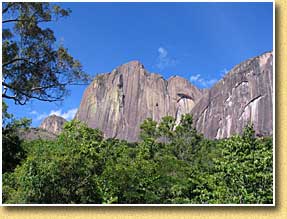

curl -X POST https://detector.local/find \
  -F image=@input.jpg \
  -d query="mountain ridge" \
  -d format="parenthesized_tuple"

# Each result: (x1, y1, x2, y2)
(37, 51, 273, 141)
(73, 51, 273, 141)
(191, 51, 273, 138)
(74, 58, 203, 141)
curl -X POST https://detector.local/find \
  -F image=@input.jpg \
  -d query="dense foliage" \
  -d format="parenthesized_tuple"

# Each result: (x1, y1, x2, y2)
(2, 114, 273, 204)
(2, 101, 31, 173)
(2, 2, 90, 105)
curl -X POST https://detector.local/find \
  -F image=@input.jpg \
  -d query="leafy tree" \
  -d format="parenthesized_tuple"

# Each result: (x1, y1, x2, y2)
(139, 118, 158, 141)
(2, 116, 273, 204)
(3, 120, 104, 204)
(2, 2, 90, 105)
(157, 116, 176, 143)
(2, 101, 31, 173)
(212, 125, 273, 204)
(138, 115, 206, 203)
(185, 139, 220, 204)
(171, 114, 203, 161)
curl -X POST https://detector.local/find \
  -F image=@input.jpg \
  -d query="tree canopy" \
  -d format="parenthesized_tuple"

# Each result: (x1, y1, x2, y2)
(2, 114, 273, 204)
(2, 2, 90, 105)
(1, 2, 273, 205)
(2, 101, 31, 173)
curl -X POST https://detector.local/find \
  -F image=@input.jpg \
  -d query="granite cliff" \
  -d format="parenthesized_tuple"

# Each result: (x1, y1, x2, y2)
(74, 51, 273, 141)
(191, 51, 273, 138)
(19, 115, 66, 141)
(39, 114, 67, 135)
(75, 61, 202, 141)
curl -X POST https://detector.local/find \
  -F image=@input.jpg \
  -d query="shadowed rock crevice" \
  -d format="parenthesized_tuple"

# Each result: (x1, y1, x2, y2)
(74, 51, 273, 141)
(75, 60, 202, 141)
(191, 51, 273, 139)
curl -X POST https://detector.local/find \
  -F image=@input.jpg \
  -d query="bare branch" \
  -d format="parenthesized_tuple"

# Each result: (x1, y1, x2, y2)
(2, 58, 36, 68)
(65, 82, 91, 86)
(2, 93, 17, 100)
(2, 3, 16, 14)
(2, 81, 64, 104)
(2, 19, 30, 24)
(2, 18, 51, 24)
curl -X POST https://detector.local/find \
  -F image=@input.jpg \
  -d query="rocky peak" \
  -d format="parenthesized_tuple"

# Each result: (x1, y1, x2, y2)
(115, 60, 145, 75)
(39, 114, 67, 135)
(75, 61, 202, 141)
(191, 51, 273, 139)
(75, 51, 273, 141)
(121, 60, 144, 68)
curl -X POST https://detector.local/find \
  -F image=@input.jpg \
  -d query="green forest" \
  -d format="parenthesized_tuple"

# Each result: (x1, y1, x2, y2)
(2, 102, 273, 204)
(1, 2, 273, 205)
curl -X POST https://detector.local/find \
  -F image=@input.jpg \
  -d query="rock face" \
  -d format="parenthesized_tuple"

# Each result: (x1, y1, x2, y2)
(19, 114, 66, 141)
(18, 128, 57, 141)
(39, 115, 67, 135)
(75, 51, 273, 141)
(75, 61, 202, 141)
(191, 51, 273, 138)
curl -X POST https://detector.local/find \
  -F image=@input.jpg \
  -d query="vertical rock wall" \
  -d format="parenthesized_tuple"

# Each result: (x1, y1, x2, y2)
(191, 51, 273, 138)
(75, 51, 273, 141)
(75, 61, 202, 141)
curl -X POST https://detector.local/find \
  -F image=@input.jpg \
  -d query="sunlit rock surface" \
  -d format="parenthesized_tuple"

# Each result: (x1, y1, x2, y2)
(39, 114, 67, 135)
(75, 51, 273, 141)
(191, 51, 273, 138)
(75, 61, 202, 141)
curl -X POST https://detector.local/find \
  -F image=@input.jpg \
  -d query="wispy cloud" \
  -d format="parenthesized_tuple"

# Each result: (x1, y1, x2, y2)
(49, 108, 78, 120)
(220, 68, 229, 77)
(30, 110, 38, 115)
(30, 110, 48, 121)
(31, 108, 78, 122)
(155, 47, 177, 70)
(190, 74, 218, 88)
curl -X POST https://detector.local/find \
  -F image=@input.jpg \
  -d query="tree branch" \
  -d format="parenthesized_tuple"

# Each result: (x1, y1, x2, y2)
(2, 18, 51, 24)
(2, 93, 17, 100)
(66, 82, 91, 86)
(2, 81, 64, 104)
(2, 3, 16, 14)
(2, 58, 36, 68)
(2, 19, 29, 24)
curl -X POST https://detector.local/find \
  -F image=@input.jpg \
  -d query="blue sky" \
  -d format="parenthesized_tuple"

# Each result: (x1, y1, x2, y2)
(4, 2, 273, 127)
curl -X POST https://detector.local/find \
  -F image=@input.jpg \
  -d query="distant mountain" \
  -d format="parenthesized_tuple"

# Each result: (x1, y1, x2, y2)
(18, 128, 57, 141)
(19, 115, 67, 141)
(39, 114, 67, 135)
(73, 51, 273, 141)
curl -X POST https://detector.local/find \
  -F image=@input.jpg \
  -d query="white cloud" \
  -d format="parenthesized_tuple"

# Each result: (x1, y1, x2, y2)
(30, 110, 38, 115)
(30, 110, 48, 121)
(36, 113, 49, 121)
(49, 108, 78, 120)
(220, 68, 229, 77)
(190, 74, 218, 88)
(156, 47, 177, 70)
(31, 108, 78, 122)
(190, 74, 201, 82)
(222, 68, 229, 74)
(158, 47, 168, 59)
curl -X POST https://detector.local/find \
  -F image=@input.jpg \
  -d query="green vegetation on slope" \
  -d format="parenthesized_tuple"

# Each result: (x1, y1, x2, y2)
(2, 113, 273, 204)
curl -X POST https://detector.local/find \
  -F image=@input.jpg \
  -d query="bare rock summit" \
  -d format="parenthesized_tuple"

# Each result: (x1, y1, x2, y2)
(75, 51, 273, 141)
(75, 60, 202, 141)
(191, 51, 273, 138)
(39, 114, 67, 135)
